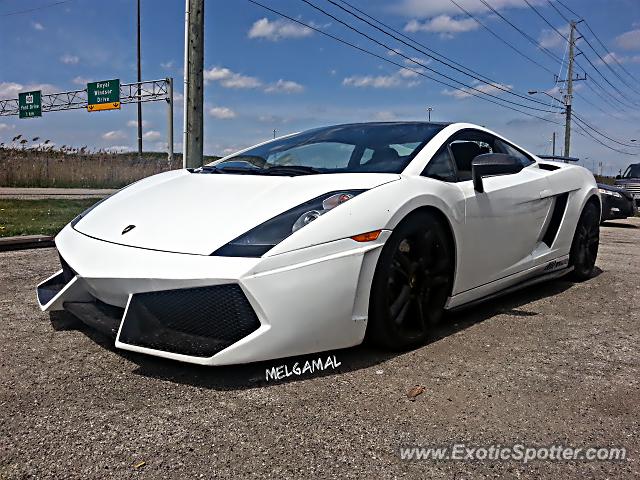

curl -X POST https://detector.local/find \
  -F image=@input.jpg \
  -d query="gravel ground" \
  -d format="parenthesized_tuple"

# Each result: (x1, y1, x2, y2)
(1, 218, 638, 479)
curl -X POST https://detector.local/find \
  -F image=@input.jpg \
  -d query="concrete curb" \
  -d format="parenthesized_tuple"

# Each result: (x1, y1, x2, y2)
(0, 235, 55, 252)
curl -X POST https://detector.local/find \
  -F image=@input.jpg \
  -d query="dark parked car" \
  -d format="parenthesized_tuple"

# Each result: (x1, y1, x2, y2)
(598, 183, 638, 222)
(615, 163, 640, 206)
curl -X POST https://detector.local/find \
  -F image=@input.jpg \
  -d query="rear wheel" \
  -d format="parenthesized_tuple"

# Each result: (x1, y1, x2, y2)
(569, 201, 600, 281)
(368, 212, 454, 350)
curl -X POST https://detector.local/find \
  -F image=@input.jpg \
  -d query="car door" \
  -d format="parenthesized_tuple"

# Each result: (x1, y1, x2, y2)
(448, 131, 554, 293)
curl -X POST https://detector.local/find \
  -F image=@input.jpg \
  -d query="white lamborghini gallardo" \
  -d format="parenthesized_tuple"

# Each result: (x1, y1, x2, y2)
(37, 122, 600, 365)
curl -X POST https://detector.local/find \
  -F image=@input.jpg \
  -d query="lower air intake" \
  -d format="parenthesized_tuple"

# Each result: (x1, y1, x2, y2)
(118, 284, 260, 357)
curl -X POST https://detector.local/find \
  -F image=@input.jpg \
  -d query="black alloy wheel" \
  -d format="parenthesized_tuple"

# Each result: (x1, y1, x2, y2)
(368, 211, 454, 350)
(569, 201, 600, 281)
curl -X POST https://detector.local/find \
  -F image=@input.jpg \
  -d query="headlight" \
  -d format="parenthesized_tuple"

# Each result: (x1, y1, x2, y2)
(213, 190, 365, 257)
(598, 188, 622, 198)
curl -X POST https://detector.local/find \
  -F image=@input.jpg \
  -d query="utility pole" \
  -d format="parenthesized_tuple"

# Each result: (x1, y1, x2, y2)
(273, 129, 276, 139)
(427, 107, 433, 122)
(563, 21, 576, 158)
(137, 0, 143, 158)
(183, 0, 205, 168)
(556, 20, 586, 157)
(552, 131, 556, 157)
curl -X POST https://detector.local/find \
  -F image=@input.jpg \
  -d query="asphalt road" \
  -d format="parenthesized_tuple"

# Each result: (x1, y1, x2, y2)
(1, 219, 638, 479)
(0, 188, 116, 200)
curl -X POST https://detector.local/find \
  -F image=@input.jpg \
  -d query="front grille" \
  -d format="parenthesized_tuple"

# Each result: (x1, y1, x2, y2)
(618, 182, 640, 195)
(118, 284, 261, 357)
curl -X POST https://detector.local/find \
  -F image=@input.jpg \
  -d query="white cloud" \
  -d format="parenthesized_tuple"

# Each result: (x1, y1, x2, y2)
(72, 76, 92, 86)
(0, 123, 14, 132)
(104, 145, 131, 153)
(343, 69, 421, 88)
(616, 29, 640, 51)
(102, 130, 127, 141)
(203, 67, 262, 89)
(538, 25, 570, 49)
(0, 82, 57, 98)
(60, 54, 79, 65)
(142, 130, 161, 140)
(264, 79, 304, 94)
(442, 80, 513, 99)
(373, 111, 398, 121)
(392, 0, 545, 17)
(598, 51, 640, 65)
(203, 67, 302, 94)
(127, 120, 150, 128)
(208, 106, 237, 119)
(32, 22, 44, 31)
(160, 60, 174, 69)
(404, 15, 478, 37)
(248, 18, 313, 41)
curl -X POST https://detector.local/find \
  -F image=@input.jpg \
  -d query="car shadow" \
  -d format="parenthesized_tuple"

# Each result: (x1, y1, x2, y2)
(64, 273, 591, 391)
(601, 221, 639, 229)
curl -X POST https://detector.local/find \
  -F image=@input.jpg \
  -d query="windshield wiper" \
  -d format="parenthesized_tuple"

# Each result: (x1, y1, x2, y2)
(198, 165, 261, 174)
(263, 165, 322, 176)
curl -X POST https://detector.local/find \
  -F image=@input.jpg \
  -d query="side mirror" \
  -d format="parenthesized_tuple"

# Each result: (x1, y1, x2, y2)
(472, 153, 524, 193)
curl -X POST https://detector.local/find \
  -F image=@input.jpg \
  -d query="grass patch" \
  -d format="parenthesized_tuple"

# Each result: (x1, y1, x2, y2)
(0, 199, 100, 237)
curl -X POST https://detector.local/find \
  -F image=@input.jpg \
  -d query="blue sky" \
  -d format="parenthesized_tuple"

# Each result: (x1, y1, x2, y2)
(1, 0, 639, 173)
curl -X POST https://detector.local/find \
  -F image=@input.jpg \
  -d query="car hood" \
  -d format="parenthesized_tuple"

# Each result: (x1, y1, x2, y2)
(72, 169, 400, 255)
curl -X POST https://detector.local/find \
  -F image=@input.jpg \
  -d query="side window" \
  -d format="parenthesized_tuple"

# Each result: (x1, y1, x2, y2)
(448, 138, 493, 181)
(494, 139, 535, 167)
(360, 148, 374, 164)
(423, 148, 457, 182)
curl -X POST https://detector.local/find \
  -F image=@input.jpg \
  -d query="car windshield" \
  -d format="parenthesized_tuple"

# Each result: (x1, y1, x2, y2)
(622, 164, 640, 178)
(209, 122, 446, 175)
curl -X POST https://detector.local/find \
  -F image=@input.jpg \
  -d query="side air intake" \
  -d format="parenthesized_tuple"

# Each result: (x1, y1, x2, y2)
(542, 193, 569, 247)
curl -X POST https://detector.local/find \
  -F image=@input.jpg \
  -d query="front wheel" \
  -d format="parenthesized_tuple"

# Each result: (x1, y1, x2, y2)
(569, 201, 600, 281)
(367, 212, 454, 350)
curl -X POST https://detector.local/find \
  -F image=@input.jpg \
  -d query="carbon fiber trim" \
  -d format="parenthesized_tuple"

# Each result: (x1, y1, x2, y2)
(118, 284, 261, 357)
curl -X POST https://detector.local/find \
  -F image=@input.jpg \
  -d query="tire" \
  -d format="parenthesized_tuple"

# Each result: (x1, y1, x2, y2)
(569, 201, 600, 281)
(367, 211, 454, 350)
(49, 310, 81, 331)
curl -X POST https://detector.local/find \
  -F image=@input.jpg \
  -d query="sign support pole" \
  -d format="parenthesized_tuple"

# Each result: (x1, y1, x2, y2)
(167, 77, 174, 165)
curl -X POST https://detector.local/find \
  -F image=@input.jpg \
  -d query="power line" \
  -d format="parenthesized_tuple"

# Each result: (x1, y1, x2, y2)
(572, 111, 640, 149)
(326, 0, 555, 109)
(581, 22, 640, 88)
(572, 117, 637, 156)
(522, 0, 640, 108)
(577, 29, 640, 95)
(450, 0, 619, 118)
(477, 0, 566, 67)
(298, 0, 558, 114)
(246, 0, 563, 125)
(553, 0, 640, 88)
(449, 0, 557, 76)
(480, 0, 637, 112)
(1, 0, 75, 17)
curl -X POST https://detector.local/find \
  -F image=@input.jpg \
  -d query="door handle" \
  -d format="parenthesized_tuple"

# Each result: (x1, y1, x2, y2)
(539, 189, 553, 199)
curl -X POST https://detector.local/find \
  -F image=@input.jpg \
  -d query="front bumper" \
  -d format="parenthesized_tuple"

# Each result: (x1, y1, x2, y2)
(37, 225, 388, 365)
(601, 193, 638, 221)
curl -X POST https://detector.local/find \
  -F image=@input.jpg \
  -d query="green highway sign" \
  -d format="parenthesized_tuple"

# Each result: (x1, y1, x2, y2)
(87, 79, 121, 112)
(18, 91, 42, 119)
